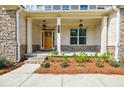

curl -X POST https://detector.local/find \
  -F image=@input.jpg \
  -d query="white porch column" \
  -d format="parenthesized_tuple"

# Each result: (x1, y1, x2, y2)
(115, 8, 120, 61)
(27, 18, 32, 53)
(57, 17, 61, 54)
(100, 16, 108, 52)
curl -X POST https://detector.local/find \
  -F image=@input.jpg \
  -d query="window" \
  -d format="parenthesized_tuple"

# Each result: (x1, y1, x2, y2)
(44, 5, 52, 10)
(70, 28, 86, 45)
(53, 5, 61, 10)
(89, 5, 96, 10)
(70, 29, 78, 44)
(80, 5, 88, 10)
(62, 5, 70, 10)
(71, 5, 79, 10)
(79, 28, 86, 44)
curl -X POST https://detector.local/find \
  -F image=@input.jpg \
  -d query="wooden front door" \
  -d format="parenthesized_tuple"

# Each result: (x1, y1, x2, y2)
(44, 31, 52, 49)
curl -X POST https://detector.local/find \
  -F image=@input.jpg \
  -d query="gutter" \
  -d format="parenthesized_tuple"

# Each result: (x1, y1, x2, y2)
(16, 6, 22, 63)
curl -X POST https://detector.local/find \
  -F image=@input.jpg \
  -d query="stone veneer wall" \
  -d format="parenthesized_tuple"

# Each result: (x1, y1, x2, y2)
(0, 8, 17, 62)
(20, 45, 26, 60)
(119, 8, 124, 59)
(61, 45, 100, 52)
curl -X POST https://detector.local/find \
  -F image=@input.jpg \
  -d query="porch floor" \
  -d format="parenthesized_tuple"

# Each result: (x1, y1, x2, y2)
(25, 51, 97, 57)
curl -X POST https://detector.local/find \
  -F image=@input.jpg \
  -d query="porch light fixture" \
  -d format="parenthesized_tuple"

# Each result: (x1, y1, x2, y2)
(42, 20, 55, 30)
(43, 20, 47, 30)
(79, 20, 83, 28)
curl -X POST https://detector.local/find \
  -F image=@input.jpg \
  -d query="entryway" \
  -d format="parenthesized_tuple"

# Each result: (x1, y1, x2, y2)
(44, 31, 52, 49)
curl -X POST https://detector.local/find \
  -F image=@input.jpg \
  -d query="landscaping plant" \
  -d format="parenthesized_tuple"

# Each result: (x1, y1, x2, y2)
(60, 56, 69, 68)
(95, 61, 104, 68)
(41, 61, 50, 68)
(0, 54, 14, 69)
(99, 52, 112, 62)
(109, 60, 120, 67)
(73, 52, 88, 63)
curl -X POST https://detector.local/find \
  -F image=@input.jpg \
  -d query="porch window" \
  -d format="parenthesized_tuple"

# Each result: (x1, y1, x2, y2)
(80, 5, 88, 10)
(70, 28, 86, 45)
(44, 5, 52, 10)
(62, 5, 70, 10)
(70, 29, 78, 44)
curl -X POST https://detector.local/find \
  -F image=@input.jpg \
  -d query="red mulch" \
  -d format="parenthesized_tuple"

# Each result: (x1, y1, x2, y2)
(0, 62, 24, 75)
(34, 57, 124, 75)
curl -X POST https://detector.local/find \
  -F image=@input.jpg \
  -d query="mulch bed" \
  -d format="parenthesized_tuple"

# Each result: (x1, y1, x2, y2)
(34, 57, 124, 75)
(0, 62, 24, 75)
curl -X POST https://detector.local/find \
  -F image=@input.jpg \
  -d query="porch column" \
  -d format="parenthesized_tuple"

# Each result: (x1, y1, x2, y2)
(27, 18, 32, 53)
(100, 16, 108, 52)
(57, 17, 61, 54)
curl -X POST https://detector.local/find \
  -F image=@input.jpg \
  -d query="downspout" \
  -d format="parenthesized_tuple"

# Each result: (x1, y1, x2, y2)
(16, 7, 22, 63)
(114, 6, 120, 61)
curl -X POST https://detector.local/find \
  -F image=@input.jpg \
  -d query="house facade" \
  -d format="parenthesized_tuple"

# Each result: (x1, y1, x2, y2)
(0, 5, 124, 63)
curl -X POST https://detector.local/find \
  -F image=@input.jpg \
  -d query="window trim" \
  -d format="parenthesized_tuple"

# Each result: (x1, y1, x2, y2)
(44, 5, 52, 11)
(62, 5, 70, 10)
(70, 28, 87, 45)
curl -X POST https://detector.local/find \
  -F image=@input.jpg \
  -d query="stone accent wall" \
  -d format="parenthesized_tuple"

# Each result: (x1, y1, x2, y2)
(0, 8, 17, 62)
(119, 8, 124, 59)
(61, 45, 100, 52)
(32, 45, 40, 52)
(20, 45, 26, 60)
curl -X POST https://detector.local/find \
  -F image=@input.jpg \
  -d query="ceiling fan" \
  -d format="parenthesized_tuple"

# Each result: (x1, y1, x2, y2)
(42, 20, 55, 30)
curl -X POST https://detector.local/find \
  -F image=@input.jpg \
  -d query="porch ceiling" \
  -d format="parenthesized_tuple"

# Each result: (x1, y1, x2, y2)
(25, 10, 111, 18)
(33, 18, 101, 27)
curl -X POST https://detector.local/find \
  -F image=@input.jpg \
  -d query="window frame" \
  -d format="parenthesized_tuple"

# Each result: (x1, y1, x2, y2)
(70, 28, 87, 45)
(62, 5, 70, 10)
(44, 5, 52, 11)
(80, 5, 88, 10)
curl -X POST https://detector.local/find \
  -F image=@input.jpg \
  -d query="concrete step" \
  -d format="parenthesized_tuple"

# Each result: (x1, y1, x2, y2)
(24, 56, 47, 64)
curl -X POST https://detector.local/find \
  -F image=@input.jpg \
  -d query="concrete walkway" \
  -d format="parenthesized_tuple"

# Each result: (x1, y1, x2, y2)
(0, 64, 124, 87)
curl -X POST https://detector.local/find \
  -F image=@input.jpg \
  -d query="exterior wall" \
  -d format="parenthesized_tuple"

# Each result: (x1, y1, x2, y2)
(0, 8, 17, 62)
(60, 25, 101, 51)
(107, 10, 117, 54)
(119, 8, 124, 59)
(19, 11, 26, 60)
(32, 20, 41, 51)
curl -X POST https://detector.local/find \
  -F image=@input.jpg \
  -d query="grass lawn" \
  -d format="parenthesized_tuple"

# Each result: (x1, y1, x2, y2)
(0, 62, 24, 75)
(35, 56, 124, 75)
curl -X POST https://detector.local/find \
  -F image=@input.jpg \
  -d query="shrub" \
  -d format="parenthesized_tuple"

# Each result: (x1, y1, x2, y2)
(109, 60, 120, 67)
(51, 51, 58, 56)
(76, 63, 85, 67)
(41, 61, 50, 68)
(99, 52, 112, 62)
(95, 61, 104, 68)
(0, 54, 14, 69)
(63, 56, 68, 63)
(60, 62, 69, 68)
(74, 52, 88, 63)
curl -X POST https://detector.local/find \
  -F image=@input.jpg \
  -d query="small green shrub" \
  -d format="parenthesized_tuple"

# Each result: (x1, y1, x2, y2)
(0, 54, 13, 69)
(60, 62, 69, 68)
(99, 52, 112, 62)
(51, 51, 58, 56)
(95, 61, 104, 67)
(109, 60, 120, 67)
(63, 56, 68, 63)
(41, 62, 50, 68)
(73, 52, 88, 63)
(76, 63, 85, 67)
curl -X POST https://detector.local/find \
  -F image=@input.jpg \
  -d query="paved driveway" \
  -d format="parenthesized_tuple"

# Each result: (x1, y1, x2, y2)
(0, 64, 124, 87)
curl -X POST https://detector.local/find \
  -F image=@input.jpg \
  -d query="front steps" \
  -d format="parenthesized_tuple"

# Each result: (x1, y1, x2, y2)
(24, 56, 47, 64)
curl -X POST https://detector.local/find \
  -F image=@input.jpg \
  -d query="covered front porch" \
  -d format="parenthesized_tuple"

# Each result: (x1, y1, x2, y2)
(19, 10, 111, 59)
